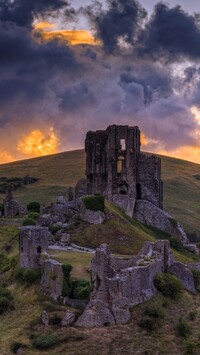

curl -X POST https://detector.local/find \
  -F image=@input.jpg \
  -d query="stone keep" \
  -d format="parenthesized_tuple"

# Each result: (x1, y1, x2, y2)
(19, 226, 50, 269)
(85, 125, 163, 215)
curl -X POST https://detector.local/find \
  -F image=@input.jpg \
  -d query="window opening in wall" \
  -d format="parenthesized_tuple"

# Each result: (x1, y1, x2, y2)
(118, 182, 128, 195)
(117, 156, 124, 173)
(136, 184, 141, 199)
(36, 246, 42, 254)
(120, 139, 126, 151)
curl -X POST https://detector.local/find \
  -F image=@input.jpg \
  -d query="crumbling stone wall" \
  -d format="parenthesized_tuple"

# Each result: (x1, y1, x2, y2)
(85, 125, 163, 215)
(76, 241, 196, 328)
(19, 226, 50, 269)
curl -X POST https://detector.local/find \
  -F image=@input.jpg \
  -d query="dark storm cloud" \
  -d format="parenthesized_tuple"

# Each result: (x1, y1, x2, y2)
(1, 0, 200, 159)
(138, 3, 200, 61)
(0, 0, 74, 28)
(84, 0, 147, 53)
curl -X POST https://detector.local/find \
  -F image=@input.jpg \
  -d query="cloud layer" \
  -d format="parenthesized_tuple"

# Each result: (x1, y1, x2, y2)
(0, 0, 200, 162)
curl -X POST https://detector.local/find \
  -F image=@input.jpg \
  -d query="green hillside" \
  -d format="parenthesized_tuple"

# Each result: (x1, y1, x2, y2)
(0, 151, 200, 354)
(0, 149, 199, 234)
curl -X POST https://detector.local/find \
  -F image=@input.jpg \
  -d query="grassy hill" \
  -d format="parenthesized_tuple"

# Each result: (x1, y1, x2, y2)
(0, 149, 199, 234)
(0, 151, 200, 354)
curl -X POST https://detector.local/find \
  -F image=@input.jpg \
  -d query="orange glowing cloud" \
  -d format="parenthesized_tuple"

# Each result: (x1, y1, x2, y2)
(34, 22, 100, 46)
(0, 151, 14, 164)
(17, 128, 58, 157)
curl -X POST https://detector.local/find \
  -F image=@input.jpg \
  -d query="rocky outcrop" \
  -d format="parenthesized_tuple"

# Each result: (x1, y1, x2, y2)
(75, 179, 87, 199)
(168, 262, 196, 293)
(41, 259, 63, 301)
(76, 300, 115, 327)
(61, 312, 76, 326)
(112, 194, 135, 217)
(4, 199, 28, 217)
(80, 204, 106, 225)
(134, 200, 198, 254)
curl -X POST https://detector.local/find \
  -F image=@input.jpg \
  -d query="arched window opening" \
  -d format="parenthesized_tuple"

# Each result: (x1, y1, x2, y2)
(136, 184, 142, 199)
(117, 156, 124, 173)
(120, 139, 126, 151)
(36, 246, 42, 254)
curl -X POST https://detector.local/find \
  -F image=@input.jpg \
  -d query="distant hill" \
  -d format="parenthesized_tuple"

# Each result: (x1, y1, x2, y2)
(0, 149, 199, 234)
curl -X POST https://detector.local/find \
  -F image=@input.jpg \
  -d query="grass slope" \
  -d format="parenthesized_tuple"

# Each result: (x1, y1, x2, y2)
(0, 150, 199, 233)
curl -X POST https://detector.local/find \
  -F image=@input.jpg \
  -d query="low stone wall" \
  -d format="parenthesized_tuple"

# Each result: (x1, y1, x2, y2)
(76, 241, 197, 328)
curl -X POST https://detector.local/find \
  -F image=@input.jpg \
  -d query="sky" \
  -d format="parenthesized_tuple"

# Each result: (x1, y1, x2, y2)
(1, 0, 200, 164)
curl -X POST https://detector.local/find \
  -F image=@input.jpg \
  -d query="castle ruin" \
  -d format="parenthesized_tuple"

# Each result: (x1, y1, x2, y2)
(85, 125, 163, 216)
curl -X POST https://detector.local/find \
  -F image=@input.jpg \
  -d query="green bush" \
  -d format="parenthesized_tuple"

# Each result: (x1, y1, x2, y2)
(0, 254, 17, 274)
(15, 268, 41, 285)
(184, 340, 198, 354)
(169, 218, 178, 228)
(138, 317, 156, 332)
(191, 269, 200, 292)
(33, 335, 59, 349)
(83, 195, 105, 212)
(175, 318, 191, 337)
(49, 225, 62, 235)
(154, 273, 183, 299)
(62, 264, 73, 297)
(72, 280, 91, 300)
(0, 287, 13, 314)
(169, 237, 183, 251)
(10, 342, 26, 354)
(27, 201, 40, 213)
(22, 218, 36, 226)
(28, 212, 40, 220)
(50, 314, 62, 325)
(144, 302, 165, 319)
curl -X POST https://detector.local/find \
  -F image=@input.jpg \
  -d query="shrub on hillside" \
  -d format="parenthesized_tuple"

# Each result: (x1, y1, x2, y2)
(72, 280, 91, 300)
(22, 218, 36, 226)
(83, 195, 105, 212)
(28, 212, 40, 220)
(15, 268, 41, 285)
(27, 201, 40, 213)
(169, 237, 183, 251)
(62, 264, 73, 297)
(138, 316, 156, 332)
(0, 287, 13, 314)
(175, 318, 191, 337)
(154, 273, 183, 299)
(144, 302, 165, 319)
(10, 342, 26, 354)
(32, 335, 59, 349)
(0, 254, 17, 274)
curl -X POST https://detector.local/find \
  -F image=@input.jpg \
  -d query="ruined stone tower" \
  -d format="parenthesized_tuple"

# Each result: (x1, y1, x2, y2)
(85, 125, 163, 216)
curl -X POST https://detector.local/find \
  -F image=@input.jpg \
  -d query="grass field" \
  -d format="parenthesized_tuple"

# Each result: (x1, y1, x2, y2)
(0, 150, 200, 354)
(0, 149, 199, 234)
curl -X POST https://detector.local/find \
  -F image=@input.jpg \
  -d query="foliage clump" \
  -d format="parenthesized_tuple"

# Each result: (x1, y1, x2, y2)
(154, 273, 183, 299)
(175, 318, 191, 337)
(27, 201, 40, 213)
(138, 317, 156, 332)
(169, 237, 183, 251)
(83, 195, 105, 212)
(62, 264, 73, 297)
(10, 342, 26, 354)
(144, 301, 165, 319)
(22, 218, 36, 226)
(0, 287, 13, 314)
(71, 280, 91, 300)
(28, 212, 40, 220)
(32, 335, 59, 349)
(15, 268, 41, 285)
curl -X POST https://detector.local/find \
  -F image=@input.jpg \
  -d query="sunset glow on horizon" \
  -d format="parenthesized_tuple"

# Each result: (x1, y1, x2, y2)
(17, 128, 59, 158)
(34, 22, 100, 46)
